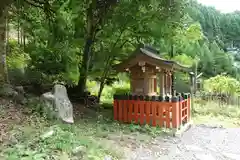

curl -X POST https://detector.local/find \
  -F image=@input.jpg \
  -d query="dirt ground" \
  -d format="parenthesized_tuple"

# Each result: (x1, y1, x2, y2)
(112, 125, 240, 160)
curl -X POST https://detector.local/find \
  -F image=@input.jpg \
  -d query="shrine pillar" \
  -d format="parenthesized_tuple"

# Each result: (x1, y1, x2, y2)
(159, 71, 165, 96)
(171, 72, 175, 96)
(164, 72, 168, 95)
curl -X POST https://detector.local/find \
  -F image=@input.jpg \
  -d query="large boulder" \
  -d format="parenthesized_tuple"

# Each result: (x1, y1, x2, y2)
(41, 84, 74, 123)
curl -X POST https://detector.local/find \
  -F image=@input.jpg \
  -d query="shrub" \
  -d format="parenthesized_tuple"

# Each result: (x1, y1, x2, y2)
(203, 75, 240, 95)
(100, 81, 130, 104)
(7, 39, 30, 69)
(9, 68, 43, 86)
(86, 80, 99, 96)
(113, 82, 130, 95)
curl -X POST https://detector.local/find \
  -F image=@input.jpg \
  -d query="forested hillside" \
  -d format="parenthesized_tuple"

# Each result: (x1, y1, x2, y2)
(1, 0, 240, 97)
(187, 0, 240, 79)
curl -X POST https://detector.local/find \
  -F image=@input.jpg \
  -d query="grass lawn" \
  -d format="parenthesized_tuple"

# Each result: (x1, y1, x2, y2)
(0, 98, 167, 160)
(192, 99, 240, 128)
(1, 96, 240, 160)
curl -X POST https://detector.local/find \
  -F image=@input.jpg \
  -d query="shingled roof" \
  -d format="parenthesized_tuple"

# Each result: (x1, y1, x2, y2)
(114, 44, 192, 73)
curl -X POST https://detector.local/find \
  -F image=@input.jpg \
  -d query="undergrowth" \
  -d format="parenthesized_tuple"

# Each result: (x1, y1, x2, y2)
(0, 97, 167, 160)
(193, 98, 240, 127)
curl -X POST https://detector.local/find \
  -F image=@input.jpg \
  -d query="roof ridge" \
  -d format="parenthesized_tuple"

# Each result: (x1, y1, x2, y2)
(142, 44, 159, 54)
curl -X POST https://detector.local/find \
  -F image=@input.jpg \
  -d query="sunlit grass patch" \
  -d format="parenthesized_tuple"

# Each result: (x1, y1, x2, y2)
(193, 99, 240, 128)
(2, 124, 122, 160)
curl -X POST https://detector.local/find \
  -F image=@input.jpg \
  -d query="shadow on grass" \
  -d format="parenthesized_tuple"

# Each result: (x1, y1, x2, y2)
(73, 107, 171, 138)
(1, 101, 170, 160)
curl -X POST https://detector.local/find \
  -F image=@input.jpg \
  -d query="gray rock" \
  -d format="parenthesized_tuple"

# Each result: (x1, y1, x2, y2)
(0, 84, 26, 104)
(41, 84, 74, 123)
(14, 93, 26, 105)
(0, 84, 18, 97)
(15, 86, 24, 94)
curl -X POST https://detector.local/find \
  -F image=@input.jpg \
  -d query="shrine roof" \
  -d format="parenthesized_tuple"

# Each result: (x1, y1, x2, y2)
(114, 44, 192, 73)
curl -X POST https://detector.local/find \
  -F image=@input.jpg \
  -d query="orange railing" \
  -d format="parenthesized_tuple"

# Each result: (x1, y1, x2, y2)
(113, 94, 191, 129)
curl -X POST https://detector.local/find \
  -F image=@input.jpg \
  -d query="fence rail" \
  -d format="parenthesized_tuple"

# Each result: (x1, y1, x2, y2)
(113, 94, 191, 129)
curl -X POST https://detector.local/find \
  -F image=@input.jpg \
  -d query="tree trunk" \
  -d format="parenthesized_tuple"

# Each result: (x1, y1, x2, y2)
(76, 0, 117, 96)
(76, 1, 95, 96)
(96, 40, 128, 101)
(0, 8, 9, 84)
(77, 37, 93, 95)
(97, 79, 105, 102)
(6, 10, 9, 55)
(23, 28, 26, 49)
(21, 28, 23, 45)
(170, 44, 174, 58)
(97, 56, 111, 102)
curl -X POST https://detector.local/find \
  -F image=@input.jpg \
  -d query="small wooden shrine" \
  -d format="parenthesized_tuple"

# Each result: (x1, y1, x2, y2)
(113, 44, 192, 130)
(114, 44, 191, 96)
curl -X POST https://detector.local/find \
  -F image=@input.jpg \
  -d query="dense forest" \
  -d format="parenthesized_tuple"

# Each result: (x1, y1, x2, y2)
(1, 0, 240, 99)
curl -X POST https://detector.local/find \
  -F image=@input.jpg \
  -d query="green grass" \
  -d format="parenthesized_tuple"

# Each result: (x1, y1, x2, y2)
(0, 99, 167, 160)
(193, 99, 240, 127)
(3, 96, 239, 159)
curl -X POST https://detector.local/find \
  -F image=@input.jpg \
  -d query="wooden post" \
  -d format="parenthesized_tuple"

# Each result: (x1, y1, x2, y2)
(171, 72, 175, 96)
(172, 96, 180, 129)
(154, 78, 157, 93)
(165, 71, 171, 95)
(164, 71, 168, 95)
(144, 72, 148, 95)
(169, 72, 172, 95)
(189, 72, 194, 116)
(159, 71, 165, 96)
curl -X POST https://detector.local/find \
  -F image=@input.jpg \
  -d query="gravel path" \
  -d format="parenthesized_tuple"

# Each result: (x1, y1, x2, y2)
(127, 125, 240, 160)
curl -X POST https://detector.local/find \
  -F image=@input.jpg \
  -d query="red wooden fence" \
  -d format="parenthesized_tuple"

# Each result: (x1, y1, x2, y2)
(113, 94, 191, 129)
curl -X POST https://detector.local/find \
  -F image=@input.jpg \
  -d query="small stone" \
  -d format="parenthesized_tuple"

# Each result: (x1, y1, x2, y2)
(186, 145, 204, 152)
(195, 153, 216, 160)
(41, 130, 54, 139)
(72, 145, 86, 157)
(104, 155, 112, 160)
(59, 152, 70, 160)
(175, 147, 181, 155)
(223, 152, 240, 159)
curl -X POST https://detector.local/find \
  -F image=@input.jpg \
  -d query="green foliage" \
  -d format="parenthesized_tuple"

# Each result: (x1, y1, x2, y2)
(203, 75, 240, 95)
(100, 81, 130, 104)
(113, 83, 130, 95)
(26, 97, 57, 120)
(25, 42, 80, 85)
(8, 0, 240, 95)
(86, 80, 99, 96)
(186, 0, 240, 78)
(185, 23, 203, 42)
(173, 54, 194, 66)
(7, 40, 30, 69)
